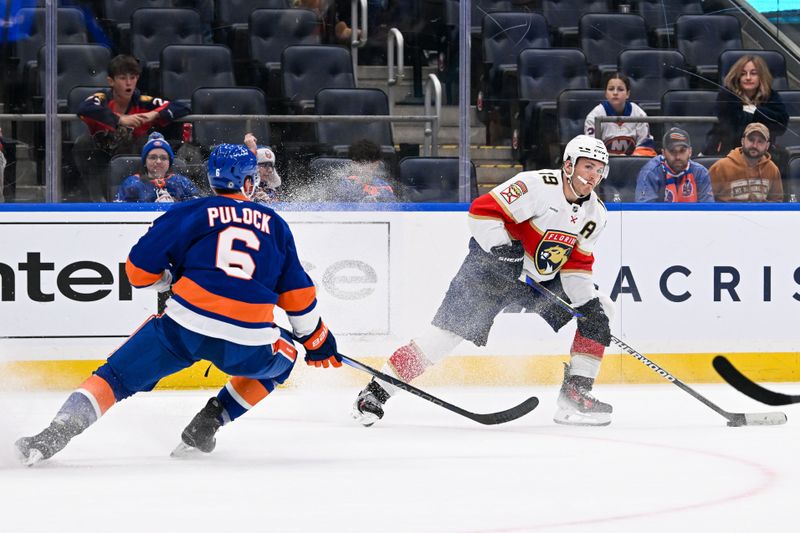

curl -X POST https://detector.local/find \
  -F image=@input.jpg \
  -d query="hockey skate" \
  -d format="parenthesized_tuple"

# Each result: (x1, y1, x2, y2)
(172, 397, 223, 457)
(15, 414, 86, 466)
(351, 380, 390, 427)
(553, 363, 612, 426)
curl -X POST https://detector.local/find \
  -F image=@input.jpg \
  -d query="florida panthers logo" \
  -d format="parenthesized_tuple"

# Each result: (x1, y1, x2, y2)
(535, 230, 577, 275)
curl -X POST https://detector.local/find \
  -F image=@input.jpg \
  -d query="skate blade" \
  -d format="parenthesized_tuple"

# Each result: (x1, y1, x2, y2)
(553, 408, 612, 427)
(15, 447, 44, 467)
(350, 407, 379, 427)
(170, 442, 204, 458)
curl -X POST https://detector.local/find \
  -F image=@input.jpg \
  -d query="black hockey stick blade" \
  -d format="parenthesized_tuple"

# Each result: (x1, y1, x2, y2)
(713, 355, 800, 407)
(523, 278, 787, 426)
(341, 355, 539, 425)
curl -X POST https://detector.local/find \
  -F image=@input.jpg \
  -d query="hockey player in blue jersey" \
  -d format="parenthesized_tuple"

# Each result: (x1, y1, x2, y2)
(15, 144, 341, 466)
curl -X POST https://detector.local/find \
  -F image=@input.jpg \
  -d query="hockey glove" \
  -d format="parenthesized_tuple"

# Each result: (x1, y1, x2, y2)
(575, 298, 612, 346)
(299, 320, 341, 368)
(489, 241, 525, 280)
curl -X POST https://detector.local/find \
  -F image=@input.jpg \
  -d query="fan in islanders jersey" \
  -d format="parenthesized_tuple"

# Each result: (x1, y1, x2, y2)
(353, 135, 616, 427)
(15, 144, 342, 466)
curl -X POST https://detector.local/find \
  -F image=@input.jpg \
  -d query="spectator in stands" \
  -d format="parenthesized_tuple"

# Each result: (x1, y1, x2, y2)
(703, 55, 789, 172)
(585, 73, 656, 157)
(72, 54, 190, 202)
(333, 139, 396, 202)
(115, 133, 199, 203)
(243, 132, 282, 203)
(635, 127, 714, 202)
(708, 122, 783, 202)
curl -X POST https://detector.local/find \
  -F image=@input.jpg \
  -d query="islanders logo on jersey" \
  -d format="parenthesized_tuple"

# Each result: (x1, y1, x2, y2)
(535, 230, 577, 275)
(499, 180, 528, 204)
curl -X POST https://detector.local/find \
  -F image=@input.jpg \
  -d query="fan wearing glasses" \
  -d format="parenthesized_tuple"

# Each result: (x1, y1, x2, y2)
(116, 133, 200, 203)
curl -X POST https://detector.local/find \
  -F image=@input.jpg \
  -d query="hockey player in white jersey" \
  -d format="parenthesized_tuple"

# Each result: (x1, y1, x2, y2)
(353, 135, 615, 426)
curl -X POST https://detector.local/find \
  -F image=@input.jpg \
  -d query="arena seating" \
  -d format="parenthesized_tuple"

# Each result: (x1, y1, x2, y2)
(398, 156, 478, 202)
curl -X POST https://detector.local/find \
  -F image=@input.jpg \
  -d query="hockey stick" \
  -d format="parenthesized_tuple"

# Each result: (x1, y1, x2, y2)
(525, 278, 787, 427)
(279, 327, 539, 425)
(713, 355, 800, 406)
(341, 355, 540, 425)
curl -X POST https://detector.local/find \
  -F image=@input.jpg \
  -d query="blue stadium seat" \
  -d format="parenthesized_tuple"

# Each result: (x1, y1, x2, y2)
(315, 88, 394, 159)
(718, 49, 789, 90)
(618, 49, 689, 115)
(579, 13, 649, 87)
(636, 0, 703, 47)
(281, 45, 354, 115)
(398, 156, 478, 202)
(191, 87, 270, 149)
(660, 89, 718, 153)
(676, 14, 742, 86)
(159, 44, 235, 108)
(601, 156, 651, 202)
(248, 9, 321, 105)
(542, 0, 611, 47)
(514, 48, 589, 165)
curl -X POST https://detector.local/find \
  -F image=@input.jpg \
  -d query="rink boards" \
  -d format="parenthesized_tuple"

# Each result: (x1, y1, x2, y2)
(0, 203, 798, 389)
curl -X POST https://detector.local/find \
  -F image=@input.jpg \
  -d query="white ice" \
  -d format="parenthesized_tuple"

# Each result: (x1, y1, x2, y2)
(1, 380, 798, 533)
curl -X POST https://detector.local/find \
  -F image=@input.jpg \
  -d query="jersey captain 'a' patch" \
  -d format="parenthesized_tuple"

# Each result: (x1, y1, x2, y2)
(535, 230, 577, 275)
(498, 180, 528, 204)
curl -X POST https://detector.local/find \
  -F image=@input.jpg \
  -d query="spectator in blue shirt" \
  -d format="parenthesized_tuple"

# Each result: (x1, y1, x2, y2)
(116, 133, 199, 203)
(333, 139, 396, 202)
(635, 127, 714, 203)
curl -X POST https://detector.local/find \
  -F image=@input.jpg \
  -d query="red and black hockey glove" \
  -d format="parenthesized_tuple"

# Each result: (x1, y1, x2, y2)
(299, 320, 341, 368)
(575, 298, 611, 346)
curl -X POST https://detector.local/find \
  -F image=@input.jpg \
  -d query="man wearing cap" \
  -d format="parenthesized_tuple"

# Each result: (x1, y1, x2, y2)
(708, 122, 783, 202)
(634, 127, 714, 203)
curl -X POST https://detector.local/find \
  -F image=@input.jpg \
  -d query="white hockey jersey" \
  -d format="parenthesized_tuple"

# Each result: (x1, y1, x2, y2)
(468, 168, 607, 306)
(584, 101, 653, 155)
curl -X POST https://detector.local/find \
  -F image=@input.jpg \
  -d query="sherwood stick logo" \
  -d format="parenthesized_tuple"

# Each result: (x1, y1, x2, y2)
(629, 350, 676, 382)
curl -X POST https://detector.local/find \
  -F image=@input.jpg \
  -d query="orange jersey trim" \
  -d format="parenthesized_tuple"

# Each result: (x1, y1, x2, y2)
(125, 257, 162, 287)
(173, 277, 275, 324)
(229, 376, 269, 406)
(277, 286, 317, 313)
(79, 374, 116, 415)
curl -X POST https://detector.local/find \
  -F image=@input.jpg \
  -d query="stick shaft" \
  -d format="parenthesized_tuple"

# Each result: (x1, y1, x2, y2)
(341, 355, 539, 425)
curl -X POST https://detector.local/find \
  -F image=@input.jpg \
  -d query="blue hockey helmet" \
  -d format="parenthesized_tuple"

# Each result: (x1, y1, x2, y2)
(207, 144, 258, 194)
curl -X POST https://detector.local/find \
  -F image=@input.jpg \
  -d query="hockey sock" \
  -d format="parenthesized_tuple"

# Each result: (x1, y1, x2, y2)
(54, 374, 117, 432)
(569, 331, 604, 380)
(216, 376, 274, 424)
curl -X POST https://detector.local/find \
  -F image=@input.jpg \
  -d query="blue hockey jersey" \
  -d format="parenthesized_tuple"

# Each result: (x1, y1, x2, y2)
(125, 192, 319, 346)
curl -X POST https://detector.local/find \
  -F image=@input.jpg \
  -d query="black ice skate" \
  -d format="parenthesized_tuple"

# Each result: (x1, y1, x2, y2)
(15, 414, 87, 466)
(351, 379, 390, 427)
(553, 363, 613, 426)
(171, 397, 223, 457)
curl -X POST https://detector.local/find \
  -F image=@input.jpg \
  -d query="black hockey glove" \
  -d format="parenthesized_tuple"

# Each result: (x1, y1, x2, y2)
(299, 319, 341, 368)
(575, 298, 611, 346)
(489, 241, 525, 279)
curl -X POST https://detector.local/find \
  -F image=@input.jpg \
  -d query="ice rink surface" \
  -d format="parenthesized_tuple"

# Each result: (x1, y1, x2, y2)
(1, 381, 798, 533)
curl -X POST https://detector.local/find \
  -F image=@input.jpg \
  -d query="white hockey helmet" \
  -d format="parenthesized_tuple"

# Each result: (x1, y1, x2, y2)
(563, 135, 610, 181)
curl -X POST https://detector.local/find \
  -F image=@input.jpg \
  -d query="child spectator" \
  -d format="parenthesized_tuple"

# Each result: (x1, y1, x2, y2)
(115, 133, 199, 203)
(72, 54, 190, 202)
(585, 73, 656, 157)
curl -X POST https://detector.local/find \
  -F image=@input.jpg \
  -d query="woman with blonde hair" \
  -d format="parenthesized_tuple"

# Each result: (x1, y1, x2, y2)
(704, 54, 788, 157)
